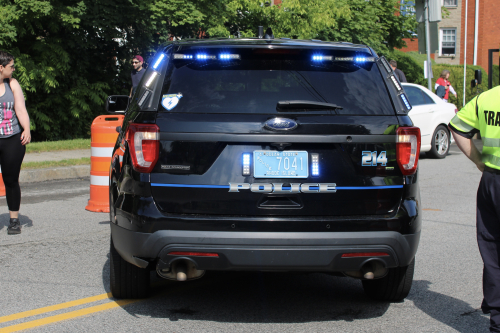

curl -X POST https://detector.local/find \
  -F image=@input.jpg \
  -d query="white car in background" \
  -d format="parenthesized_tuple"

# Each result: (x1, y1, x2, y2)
(402, 83, 458, 158)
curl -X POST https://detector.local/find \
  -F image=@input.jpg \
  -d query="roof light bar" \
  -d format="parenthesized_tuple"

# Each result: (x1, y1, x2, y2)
(390, 75, 402, 91)
(312, 55, 333, 62)
(335, 56, 375, 62)
(219, 54, 240, 60)
(196, 54, 217, 60)
(174, 54, 193, 59)
(354, 56, 375, 62)
(152, 53, 165, 69)
(400, 94, 412, 110)
(335, 57, 354, 61)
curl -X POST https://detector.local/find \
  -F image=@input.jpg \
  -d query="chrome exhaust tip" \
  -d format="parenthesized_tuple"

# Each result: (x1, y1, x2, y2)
(156, 259, 205, 281)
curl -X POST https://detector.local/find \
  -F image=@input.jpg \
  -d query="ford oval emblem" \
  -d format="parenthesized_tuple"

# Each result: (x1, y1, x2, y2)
(264, 118, 298, 131)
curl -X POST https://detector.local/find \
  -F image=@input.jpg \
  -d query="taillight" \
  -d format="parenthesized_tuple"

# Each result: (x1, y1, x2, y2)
(125, 123, 160, 173)
(396, 127, 421, 175)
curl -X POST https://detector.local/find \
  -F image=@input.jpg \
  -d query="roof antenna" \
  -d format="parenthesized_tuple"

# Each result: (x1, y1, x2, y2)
(258, 26, 264, 38)
(264, 27, 274, 39)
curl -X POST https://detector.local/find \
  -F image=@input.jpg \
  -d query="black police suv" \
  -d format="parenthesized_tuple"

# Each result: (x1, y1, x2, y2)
(107, 36, 421, 301)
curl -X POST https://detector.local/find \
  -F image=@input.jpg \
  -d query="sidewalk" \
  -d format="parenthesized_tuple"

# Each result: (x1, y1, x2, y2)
(19, 149, 91, 183)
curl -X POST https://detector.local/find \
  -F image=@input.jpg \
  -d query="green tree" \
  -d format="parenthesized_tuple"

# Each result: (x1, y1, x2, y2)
(0, 0, 417, 140)
(318, 0, 417, 55)
(208, 0, 350, 39)
(0, 0, 209, 141)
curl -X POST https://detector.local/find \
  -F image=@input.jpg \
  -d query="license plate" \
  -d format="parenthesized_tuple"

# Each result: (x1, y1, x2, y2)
(253, 151, 309, 178)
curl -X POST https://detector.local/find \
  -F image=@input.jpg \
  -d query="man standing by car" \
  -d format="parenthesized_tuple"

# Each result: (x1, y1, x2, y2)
(130, 55, 145, 97)
(390, 60, 407, 83)
(449, 85, 500, 332)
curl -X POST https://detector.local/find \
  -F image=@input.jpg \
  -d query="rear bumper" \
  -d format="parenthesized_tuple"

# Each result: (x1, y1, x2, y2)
(111, 223, 420, 272)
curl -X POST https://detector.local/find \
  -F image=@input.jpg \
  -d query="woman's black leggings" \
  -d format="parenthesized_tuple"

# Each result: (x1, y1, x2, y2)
(0, 133, 25, 211)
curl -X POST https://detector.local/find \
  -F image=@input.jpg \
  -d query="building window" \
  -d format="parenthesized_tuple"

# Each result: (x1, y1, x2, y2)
(400, 0, 416, 17)
(443, 0, 457, 7)
(440, 29, 456, 55)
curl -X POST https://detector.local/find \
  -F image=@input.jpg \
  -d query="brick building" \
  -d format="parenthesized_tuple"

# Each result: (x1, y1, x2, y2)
(400, 0, 500, 73)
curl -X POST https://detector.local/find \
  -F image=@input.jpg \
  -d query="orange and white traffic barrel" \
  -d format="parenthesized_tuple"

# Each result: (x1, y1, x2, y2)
(0, 166, 5, 197)
(85, 115, 124, 212)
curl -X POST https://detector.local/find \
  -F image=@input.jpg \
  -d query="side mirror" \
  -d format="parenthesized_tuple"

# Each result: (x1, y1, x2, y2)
(106, 95, 129, 113)
(475, 69, 482, 85)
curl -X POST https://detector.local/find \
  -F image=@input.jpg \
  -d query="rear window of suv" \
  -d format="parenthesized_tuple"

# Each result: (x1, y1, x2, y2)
(158, 47, 394, 115)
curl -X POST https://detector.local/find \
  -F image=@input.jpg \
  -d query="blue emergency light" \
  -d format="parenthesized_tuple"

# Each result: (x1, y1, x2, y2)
(312, 55, 333, 62)
(311, 153, 319, 176)
(152, 53, 165, 69)
(242, 153, 251, 176)
(219, 54, 241, 60)
(400, 94, 412, 110)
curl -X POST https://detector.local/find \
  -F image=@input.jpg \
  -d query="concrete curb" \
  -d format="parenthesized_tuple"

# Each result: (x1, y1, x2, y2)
(19, 165, 90, 183)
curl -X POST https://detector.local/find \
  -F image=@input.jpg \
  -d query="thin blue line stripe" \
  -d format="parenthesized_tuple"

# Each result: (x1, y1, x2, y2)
(151, 184, 230, 189)
(336, 186, 402, 190)
(150, 183, 403, 190)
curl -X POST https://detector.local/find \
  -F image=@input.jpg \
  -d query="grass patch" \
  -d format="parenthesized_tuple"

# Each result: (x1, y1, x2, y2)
(26, 139, 91, 154)
(22, 157, 90, 170)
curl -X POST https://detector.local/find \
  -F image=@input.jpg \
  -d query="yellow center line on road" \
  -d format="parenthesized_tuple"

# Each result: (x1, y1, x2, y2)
(0, 293, 111, 324)
(0, 299, 137, 333)
(0, 279, 211, 332)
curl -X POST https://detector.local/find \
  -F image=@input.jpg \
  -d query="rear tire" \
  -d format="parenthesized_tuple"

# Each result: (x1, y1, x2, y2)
(427, 125, 450, 159)
(362, 259, 415, 302)
(110, 238, 150, 299)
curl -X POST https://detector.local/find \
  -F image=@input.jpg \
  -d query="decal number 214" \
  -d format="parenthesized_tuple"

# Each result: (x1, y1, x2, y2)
(362, 151, 387, 166)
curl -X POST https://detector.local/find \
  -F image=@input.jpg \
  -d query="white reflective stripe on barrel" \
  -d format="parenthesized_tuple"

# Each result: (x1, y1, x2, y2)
(119, 155, 123, 162)
(91, 147, 114, 158)
(91, 175, 109, 186)
(0, 165, 2, 172)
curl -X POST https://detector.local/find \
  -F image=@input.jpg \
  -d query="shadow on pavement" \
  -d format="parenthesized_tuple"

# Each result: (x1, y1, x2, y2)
(100, 257, 490, 330)
(0, 213, 33, 231)
(105, 267, 391, 324)
(102, 250, 111, 293)
(407, 280, 489, 333)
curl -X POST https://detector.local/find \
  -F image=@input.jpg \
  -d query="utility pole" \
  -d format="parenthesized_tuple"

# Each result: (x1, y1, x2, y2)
(424, 0, 432, 91)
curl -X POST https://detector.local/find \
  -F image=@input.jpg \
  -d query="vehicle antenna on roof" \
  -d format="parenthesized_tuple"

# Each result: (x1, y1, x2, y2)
(264, 27, 274, 39)
(258, 26, 264, 38)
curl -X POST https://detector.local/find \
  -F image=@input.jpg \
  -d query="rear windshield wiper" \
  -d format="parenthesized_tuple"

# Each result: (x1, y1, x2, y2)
(277, 100, 343, 111)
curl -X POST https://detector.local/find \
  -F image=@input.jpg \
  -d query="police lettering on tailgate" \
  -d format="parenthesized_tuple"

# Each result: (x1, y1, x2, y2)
(229, 183, 336, 193)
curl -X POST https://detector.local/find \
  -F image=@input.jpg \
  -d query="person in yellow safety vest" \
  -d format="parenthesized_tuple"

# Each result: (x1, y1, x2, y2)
(449, 85, 500, 332)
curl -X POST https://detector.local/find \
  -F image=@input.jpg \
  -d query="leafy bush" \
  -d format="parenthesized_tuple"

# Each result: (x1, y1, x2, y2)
(388, 50, 426, 85)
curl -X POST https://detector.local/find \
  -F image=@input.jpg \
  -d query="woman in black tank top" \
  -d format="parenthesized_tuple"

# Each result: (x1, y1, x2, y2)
(0, 50, 31, 234)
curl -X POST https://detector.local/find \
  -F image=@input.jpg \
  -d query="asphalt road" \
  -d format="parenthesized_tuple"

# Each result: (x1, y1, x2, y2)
(0, 142, 490, 332)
